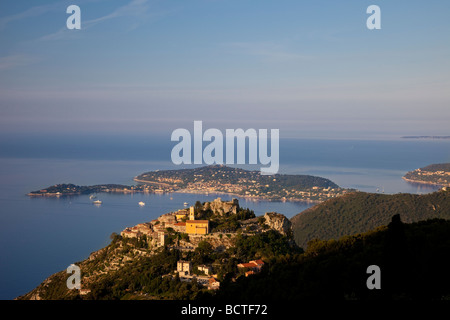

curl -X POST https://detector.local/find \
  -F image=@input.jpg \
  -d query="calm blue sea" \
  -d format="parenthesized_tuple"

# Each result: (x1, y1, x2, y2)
(0, 135, 449, 299)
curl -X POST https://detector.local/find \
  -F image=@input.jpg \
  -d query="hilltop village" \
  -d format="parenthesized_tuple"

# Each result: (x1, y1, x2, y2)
(19, 197, 295, 300)
(118, 197, 291, 290)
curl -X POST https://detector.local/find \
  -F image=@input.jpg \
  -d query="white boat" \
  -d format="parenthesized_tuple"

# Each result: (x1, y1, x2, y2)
(93, 200, 102, 205)
(89, 195, 97, 200)
(184, 202, 188, 206)
(138, 201, 145, 206)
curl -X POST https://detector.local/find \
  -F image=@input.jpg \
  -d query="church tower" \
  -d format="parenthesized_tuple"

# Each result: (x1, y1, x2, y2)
(189, 206, 195, 220)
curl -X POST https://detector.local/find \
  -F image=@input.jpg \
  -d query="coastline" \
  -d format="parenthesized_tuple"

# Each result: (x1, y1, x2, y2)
(172, 188, 322, 204)
(134, 176, 324, 203)
(133, 177, 173, 187)
(402, 176, 448, 187)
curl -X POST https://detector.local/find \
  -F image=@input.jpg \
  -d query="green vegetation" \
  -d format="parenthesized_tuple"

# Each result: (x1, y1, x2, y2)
(215, 217, 450, 300)
(18, 226, 299, 300)
(28, 183, 156, 196)
(291, 189, 450, 249)
(18, 213, 450, 301)
(229, 230, 302, 262)
(137, 165, 339, 189)
(135, 165, 347, 201)
(19, 189, 450, 301)
(86, 249, 209, 300)
(195, 202, 256, 233)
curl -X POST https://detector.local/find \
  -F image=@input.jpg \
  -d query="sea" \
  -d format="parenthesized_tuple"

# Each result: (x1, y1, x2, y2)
(0, 134, 449, 299)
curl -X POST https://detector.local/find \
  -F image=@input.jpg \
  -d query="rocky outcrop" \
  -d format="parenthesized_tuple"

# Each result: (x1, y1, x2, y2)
(264, 212, 292, 236)
(203, 198, 239, 216)
(179, 233, 237, 252)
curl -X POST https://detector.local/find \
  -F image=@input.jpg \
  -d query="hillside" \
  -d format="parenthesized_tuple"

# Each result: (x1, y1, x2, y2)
(403, 163, 450, 186)
(290, 189, 450, 249)
(215, 217, 450, 300)
(17, 195, 450, 301)
(134, 165, 348, 201)
(17, 198, 298, 300)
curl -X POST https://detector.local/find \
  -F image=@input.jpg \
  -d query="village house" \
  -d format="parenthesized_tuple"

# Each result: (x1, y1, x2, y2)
(197, 264, 212, 275)
(177, 260, 192, 276)
(120, 227, 140, 238)
(175, 209, 189, 221)
(237, 259, 265, 275)
(208, 277, 220, 290)
(173, 222, 186, 233)
(159, 233, 168, 247)
(158, 213, 177, 226)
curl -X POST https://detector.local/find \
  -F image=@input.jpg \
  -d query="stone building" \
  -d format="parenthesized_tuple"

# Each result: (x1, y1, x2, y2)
(177, 260, 192, 275)
(186, 220, 209, 235)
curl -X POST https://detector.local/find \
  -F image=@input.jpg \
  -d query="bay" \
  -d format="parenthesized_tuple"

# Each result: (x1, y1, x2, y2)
(0, 137, 449, 299)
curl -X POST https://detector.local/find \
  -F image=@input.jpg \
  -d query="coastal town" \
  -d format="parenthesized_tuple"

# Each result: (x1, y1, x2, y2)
(27, 183, 176, 197)
(27, 165, 350, 202)
(134, 165, 350, 202)
(403, 163, 450, 187)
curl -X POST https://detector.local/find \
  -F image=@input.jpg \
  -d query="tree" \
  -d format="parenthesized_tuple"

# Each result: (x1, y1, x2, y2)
(195, 200, 203, 213)
(196, 240, 213, 256)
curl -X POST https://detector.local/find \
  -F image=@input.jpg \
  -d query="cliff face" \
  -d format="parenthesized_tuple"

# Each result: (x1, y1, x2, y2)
(264, 212, 292, 236)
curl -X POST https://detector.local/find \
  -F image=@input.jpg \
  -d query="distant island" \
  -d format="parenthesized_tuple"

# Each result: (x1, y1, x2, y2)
(403, 163, 450, 187)
(134, 165, 350, 202)
(401, 136, 450, 139)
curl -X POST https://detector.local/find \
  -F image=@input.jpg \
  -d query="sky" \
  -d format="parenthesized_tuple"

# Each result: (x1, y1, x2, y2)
(0, 0, 449, 139)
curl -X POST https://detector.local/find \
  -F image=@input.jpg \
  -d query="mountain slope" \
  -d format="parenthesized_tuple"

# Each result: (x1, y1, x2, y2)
(215, 217, 450, 300)
(291, 189, 450, 249)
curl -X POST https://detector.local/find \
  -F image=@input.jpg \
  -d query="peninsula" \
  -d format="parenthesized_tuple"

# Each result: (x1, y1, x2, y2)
(28, 165, 350, 202)
(27, 183, 172, 197)
(134, 165, 349, 202)
(401, 136, 450, 139)
(403, 163, 450, 187)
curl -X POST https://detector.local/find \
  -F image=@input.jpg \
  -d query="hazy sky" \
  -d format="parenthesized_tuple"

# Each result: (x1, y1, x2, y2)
(0, 0, 449, 138)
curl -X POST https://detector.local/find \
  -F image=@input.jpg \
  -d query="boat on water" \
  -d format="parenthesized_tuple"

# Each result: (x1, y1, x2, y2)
(138, 201, 145, 206)
(93, 200, 102, 205)
(89, 195, 97, 200)
(184, 202, 188, 206)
